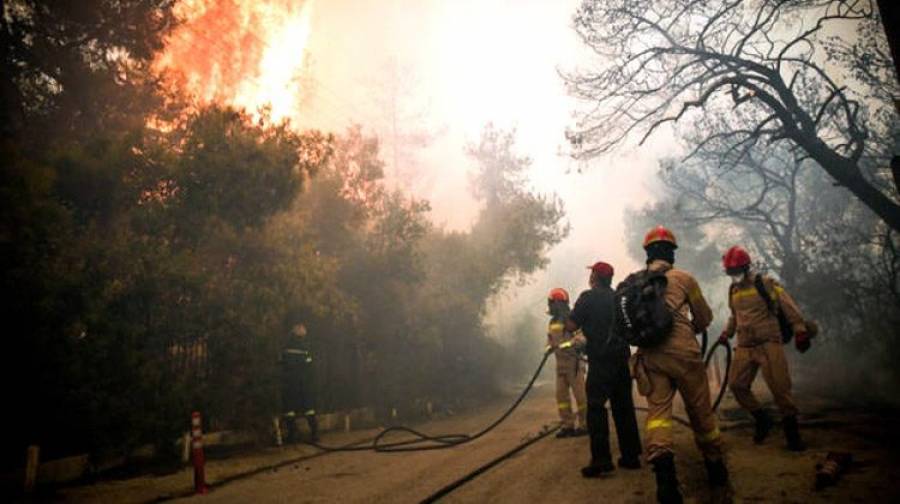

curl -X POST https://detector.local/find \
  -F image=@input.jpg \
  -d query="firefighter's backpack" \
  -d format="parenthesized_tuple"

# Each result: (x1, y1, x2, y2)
(613, 269, 673, 348)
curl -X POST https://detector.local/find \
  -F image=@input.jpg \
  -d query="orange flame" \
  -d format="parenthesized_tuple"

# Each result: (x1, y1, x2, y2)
(155, 0, 314, 123)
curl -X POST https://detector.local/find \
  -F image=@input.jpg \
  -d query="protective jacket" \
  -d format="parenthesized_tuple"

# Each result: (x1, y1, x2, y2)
(724, 273, 806, 348)
(642, 260, 713, 358)
(547, 318, 582, 367)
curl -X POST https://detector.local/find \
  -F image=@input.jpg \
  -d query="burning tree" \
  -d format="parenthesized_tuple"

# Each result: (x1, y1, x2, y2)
(564, 0, 900, 231)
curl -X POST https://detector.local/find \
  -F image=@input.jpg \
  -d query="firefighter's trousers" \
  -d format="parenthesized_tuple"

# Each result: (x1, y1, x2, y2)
(555, 357, 587, 429)
(633, 351, 724, 462)
(586, 351, 642, 464)
(729, 342, 798, 417)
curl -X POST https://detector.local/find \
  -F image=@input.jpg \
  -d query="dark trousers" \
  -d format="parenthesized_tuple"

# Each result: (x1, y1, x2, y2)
(586, 353, 642, 464)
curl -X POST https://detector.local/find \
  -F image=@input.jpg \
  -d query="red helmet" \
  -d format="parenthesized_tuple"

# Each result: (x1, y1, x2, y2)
(548, 288, 569, 303)
(643, 225, 678, 249)
(587, 261, 614, 278)
(722, 246, 751, 270)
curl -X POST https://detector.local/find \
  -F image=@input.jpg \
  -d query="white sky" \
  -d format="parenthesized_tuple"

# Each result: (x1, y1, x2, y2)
(300, 0, 678, 338)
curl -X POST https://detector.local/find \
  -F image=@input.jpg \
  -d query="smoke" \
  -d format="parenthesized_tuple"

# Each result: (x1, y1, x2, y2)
(153, 0, 702, 361)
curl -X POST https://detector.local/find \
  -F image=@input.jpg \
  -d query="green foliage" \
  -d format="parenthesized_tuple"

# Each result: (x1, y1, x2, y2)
(1, 0, 176, 139)
(1, 3, 568, 467)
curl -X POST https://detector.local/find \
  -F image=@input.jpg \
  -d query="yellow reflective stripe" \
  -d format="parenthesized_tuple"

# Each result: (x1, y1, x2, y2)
(730, 288, 758, 301)
(304, 409, 316, 416)
(558, 402, 571, 409)
(285, 411, 296, 417)
(696, 426, 720, 443)
(549, 322, 565, 331)
(306, 357, 313, 363)
(772, 286, 783, 300)
(559, 341, 573, 349)
(688, 287, 703, 303)
(646, 418, 672, 430)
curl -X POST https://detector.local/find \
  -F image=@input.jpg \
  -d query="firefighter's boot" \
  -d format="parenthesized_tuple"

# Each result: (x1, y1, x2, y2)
(284, 415, 298, 444)
(705, 458, 733, 503)
(704, 458, 729, 487)
(783, 415, 806, 452)
(306, 414, 320, 443)
(652, 454, 683, 504)
(751, 409, 773, 444)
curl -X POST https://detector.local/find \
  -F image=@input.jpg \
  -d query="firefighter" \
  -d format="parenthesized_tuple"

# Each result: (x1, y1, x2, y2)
(718, 245, 809, 451)
(629, 226, 729, 503)
(281, 322, 319, 443)
(546, 288, 589, 438)
(565, 262, 642, 477)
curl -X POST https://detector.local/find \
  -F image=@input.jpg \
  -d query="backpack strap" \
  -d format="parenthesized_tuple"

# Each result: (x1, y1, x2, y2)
(727, 283, 737, 314)
(753, 274, 778, 315)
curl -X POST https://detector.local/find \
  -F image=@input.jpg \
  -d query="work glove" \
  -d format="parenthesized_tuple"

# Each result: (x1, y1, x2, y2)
(573, 332, 587, 349)
(717, 331, 730, 345)
(795, 331, 810, 353)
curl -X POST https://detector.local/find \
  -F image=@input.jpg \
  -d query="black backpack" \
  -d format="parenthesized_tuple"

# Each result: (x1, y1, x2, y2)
(614, 269, 674, 348)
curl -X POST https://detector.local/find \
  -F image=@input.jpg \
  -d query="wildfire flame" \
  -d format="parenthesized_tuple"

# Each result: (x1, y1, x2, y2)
(155, 0, 314, 123)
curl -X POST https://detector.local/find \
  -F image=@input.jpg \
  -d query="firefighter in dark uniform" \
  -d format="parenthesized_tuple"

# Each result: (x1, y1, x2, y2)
(566, 261, 642, 477)
(282, 323, 319, 443)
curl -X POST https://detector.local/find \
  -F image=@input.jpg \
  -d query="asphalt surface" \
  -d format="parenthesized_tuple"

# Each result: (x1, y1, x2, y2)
(60, 377, 900, 503)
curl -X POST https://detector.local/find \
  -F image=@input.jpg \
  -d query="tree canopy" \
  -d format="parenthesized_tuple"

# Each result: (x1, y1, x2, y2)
(565, 0, 900, 230)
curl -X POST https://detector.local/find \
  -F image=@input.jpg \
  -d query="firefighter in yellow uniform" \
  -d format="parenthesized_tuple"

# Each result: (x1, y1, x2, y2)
(718, 245, 810, 451)
(628, 226, 728, 504)
(546, 288, 588, 438)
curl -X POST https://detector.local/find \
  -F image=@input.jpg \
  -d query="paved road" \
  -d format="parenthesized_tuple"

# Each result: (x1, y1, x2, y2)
(177, 386, 900, 504)
(61, 377, 900, 503)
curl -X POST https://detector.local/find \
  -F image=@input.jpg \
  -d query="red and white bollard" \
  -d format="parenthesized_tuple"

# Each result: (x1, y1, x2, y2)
(191, 411, 208, 495)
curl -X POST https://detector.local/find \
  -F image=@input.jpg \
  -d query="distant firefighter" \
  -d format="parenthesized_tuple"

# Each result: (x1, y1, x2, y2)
(566, 261, 642, 478)
(545, 288, 588, 439)
(281, 322, 319, 443)
(719, 245, 814, 452)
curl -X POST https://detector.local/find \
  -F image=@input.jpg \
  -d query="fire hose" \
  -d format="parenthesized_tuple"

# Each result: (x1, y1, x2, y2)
(308, 333, 731, 454)
(704, 335, 733, 412)
(166, 335, 733, 501)
(306, 349, 554, 453)
(420, 336, 732, 502)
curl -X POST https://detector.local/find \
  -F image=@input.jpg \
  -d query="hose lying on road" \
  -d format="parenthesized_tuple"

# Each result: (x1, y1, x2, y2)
(309, 336, 732, 453)
(153, 338, 732, 501)
(419, 423, 561, 504)
(419, 338, 733, 502)
(306, 350, 554, 453)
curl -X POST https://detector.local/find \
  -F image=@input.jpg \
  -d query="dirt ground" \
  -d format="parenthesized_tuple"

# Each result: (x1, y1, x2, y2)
(55, 376, 900, 503)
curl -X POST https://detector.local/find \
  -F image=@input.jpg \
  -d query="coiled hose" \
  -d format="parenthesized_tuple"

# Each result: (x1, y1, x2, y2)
(308, 334, 732, 453)
(306, 349, 554, 453)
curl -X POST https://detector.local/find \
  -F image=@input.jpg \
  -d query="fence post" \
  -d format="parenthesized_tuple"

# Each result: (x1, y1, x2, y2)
(273, 416, 283, 447)
(191, 412, 208, 495)
(181, 432, 191, 463)
(24, 445, 40, 494)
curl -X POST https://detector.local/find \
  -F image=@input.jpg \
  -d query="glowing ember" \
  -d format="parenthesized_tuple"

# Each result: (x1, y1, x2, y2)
(155, 0, 314, 123)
